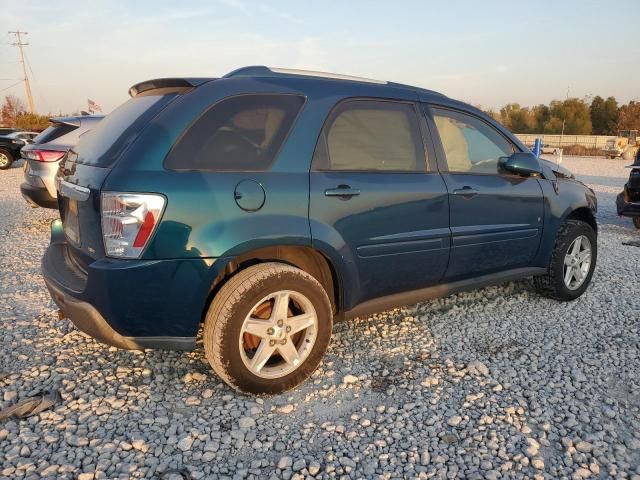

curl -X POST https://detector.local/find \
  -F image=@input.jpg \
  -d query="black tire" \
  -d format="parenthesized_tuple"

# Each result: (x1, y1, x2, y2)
(0, 149, 14, 170)
(203, 262, 333, 395)
(633, 217, 640, 230)
(534, 219, 597, 301)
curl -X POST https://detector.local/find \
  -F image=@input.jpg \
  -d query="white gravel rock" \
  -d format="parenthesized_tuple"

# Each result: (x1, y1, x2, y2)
(238, 416, 255, 429)
(467, 360, 490, 376)
(342, 374, 359, 384)
(447, 415, 463, 426)
(177, 436, 193, 451)
(277, 456, 292, 469)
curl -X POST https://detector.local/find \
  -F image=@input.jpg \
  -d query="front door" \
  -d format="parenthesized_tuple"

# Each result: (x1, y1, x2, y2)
(309, 99, 450, 308)
(427, 106, 544, 281)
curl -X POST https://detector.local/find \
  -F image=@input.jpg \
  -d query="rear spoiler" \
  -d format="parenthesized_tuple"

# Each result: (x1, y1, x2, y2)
(49, 117, 81, 127)
(128, 78, 214, 97)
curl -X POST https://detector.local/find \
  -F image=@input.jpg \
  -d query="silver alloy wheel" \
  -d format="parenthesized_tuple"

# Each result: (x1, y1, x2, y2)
(239, 290, 318, 379)
(0, 153, 9, 167)
(563, 235, 592, 290)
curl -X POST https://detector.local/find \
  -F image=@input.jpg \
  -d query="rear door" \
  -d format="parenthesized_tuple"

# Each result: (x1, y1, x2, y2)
(425, 105, 544, 280)
(309, 98, 450, 307)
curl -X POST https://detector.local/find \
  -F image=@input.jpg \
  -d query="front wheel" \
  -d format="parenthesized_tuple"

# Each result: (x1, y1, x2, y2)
(203, 262, 333, 395)
(633, 217, 640, 229)
(534, 219, 597, 301)
(0, 149, 14, 170)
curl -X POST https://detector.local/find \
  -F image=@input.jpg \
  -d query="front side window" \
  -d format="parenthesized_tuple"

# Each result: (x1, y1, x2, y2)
(166, 94, 305, 171)
(313, 100, 425, 172)
(431, 108, 514, 174)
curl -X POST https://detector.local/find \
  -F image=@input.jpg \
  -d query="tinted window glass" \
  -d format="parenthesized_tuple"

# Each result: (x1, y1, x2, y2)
(314, 100, 424, 172)
(73, 95, 177, 167)
(432, 108, 514, 174)
(33, 123, 78, 144)
(166, 94, 305, 171)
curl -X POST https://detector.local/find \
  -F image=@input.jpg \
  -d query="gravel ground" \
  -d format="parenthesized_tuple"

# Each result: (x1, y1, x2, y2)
(1, 157, 639, 480)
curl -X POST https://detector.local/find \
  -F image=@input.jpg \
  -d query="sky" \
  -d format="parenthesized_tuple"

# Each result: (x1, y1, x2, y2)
(0, 0, 637, 115)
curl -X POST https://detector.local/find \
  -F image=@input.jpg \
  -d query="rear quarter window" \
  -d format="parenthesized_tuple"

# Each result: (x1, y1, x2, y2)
(165, 94, 305, 171)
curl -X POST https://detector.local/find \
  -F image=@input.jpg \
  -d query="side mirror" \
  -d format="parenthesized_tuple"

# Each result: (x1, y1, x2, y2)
(499, 152, 542, 176)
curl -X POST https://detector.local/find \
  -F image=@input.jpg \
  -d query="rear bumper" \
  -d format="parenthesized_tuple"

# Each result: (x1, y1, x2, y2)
(20, 182, 58, 209)
(41, 237, 222, 351)
(616, 190, 640, 218)
(44, 278, 193, 350)
(23, 159, 59, 199)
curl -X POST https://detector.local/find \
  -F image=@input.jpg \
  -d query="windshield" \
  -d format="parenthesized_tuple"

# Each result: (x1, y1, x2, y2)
(72, 94, 178, 167)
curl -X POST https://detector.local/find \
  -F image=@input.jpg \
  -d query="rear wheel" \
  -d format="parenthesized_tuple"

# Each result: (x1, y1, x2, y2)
(633, 217, 640, 229)
(534, 219, 597, 301)
(203, 262, 333, 395)
(0, 149, 14, 170)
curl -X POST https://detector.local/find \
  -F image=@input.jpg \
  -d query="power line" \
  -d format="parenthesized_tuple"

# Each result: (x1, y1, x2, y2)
(0, 79, 24, 94)
(8, 30, 35, 113)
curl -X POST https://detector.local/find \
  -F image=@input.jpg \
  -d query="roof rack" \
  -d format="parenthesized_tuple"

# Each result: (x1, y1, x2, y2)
(224, 66, 387, 85)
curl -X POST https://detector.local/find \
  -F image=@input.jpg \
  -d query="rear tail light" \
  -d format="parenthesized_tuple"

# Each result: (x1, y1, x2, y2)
(23, 150, 66, 162)
(101, 192, 166, 258)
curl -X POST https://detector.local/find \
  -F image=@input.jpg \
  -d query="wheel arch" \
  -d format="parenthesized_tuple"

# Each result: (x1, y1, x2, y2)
(565, 206, 597, 234)
(202, 245, 342, 324)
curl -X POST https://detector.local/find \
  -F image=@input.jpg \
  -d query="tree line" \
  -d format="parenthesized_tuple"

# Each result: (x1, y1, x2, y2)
(483, 96, 640, 136)
(1, 95, 64, 131)
(2, 92, 640, 136)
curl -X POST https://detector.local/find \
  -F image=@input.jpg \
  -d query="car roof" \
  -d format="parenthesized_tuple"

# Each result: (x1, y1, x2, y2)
(223, 66, 446, 98)
(128, 66, 447, 101)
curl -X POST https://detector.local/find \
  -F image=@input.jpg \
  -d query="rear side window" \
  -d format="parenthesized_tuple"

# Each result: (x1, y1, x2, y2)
(73, 94, 178, 167)
(313, 100, 425, 172)
(166, 94, 305, 171)
(33, 123, 78, 144)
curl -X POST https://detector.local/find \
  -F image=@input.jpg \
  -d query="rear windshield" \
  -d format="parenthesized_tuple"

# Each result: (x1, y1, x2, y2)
(33, 123, 78, 144)
(72, 94, 178, 167)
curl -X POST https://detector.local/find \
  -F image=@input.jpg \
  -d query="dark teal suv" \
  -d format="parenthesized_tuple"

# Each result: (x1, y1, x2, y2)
(43, 66, 598, 394)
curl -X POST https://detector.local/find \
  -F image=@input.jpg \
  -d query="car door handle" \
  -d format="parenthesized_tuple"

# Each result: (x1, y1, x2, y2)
(453, 186, 479, 198)
(324, 185, 361, 199)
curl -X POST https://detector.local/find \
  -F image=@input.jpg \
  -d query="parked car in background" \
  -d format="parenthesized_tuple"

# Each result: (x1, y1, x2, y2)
(0, 131, 38, 169)
(540, 143, 560, 155)
(616, 149, 640, 229)
(0, 127, 18, 136)
(43, 67, 598, 395)
(6, 131, 39, 143)
(603, 138, 624, 158)
(21, 115, 103, 208)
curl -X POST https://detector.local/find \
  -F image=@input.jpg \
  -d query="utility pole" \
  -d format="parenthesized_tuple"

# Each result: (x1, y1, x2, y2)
(8, 30, 35, 113)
